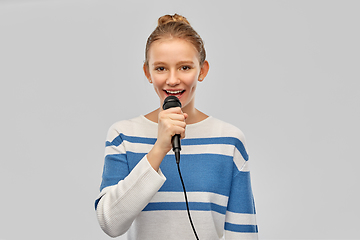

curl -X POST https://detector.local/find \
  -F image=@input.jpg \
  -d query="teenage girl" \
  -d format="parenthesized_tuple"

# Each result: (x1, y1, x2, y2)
(95, 14, 258, 239)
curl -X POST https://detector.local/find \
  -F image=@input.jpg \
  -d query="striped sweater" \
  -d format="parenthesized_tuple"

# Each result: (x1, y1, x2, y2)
(95, 115, 258, 239)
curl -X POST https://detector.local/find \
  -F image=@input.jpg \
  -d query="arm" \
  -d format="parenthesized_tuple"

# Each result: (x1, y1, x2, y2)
(96, 154, 166, 237)
(224, 133, 258, 239)
(96, 109, 187, 237)
(95, 125, 166, 237)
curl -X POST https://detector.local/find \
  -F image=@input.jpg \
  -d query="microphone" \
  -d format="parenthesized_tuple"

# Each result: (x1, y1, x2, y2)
(162, 96, 199, 239)
(162, 96, 182, 164)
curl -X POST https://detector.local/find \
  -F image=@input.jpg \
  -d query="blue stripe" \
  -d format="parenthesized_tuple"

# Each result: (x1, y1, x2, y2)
(97, 152, 253, 213)
(225, 222, 258, 233)
(94, 198, 100, 210)
(158, 154, 234, 196)
(227, 171, 256, 214)
(106, 134, 248, 160)
(99, 152, 239, 197)
(100, 154, 129, 191)
(143, 202, 226, 215)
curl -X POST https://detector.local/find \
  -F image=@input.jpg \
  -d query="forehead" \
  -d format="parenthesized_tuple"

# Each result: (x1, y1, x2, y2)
(148, 38, 200, 64)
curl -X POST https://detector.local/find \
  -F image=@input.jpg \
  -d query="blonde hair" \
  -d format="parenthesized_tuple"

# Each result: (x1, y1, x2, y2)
(145, 14, 206, 67)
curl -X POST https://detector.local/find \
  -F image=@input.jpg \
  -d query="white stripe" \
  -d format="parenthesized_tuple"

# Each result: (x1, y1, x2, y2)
(105, 141, 238, 157)
(150, 191, 228, 207)
(105, 141, 151, 156)
(225, 231, 258, 239)
(182, 144, 234, 156)
(240, 160, 250, 172)
(234, 147, 247, 172)
(225, 211, 257, 225)
(136, 210, 225, 238)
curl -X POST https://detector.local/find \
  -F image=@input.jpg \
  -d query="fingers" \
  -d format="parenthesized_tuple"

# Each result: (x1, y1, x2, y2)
(159, 115, 186, 135)
(160, 106, 183, 116)
(159, 107, 186, 122)
(172, 124, 186, 139)
(158, 107, 187, 139)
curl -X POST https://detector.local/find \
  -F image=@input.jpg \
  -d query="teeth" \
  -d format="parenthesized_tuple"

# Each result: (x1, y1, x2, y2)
(166, 90, 183, 94)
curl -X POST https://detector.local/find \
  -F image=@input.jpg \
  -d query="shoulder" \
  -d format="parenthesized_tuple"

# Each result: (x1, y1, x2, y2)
(189, 117, 249, 161)
(106, 116, 157, 141)
(209, 117, 250, 163)
(205, 117, 247, 144)
(108, 116, 144, 131)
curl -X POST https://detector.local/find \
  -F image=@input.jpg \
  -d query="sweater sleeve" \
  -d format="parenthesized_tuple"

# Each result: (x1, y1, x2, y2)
(224, 133, 258, 239)
(95, 125, 166, 238)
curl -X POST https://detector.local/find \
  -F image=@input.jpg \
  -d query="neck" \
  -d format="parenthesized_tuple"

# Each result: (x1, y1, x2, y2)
(145, 105, 208, 124)
(181, 99, 198, 124)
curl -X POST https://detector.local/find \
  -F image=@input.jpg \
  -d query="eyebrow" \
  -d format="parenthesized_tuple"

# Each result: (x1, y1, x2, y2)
(152, 61, 166, 66)
(152, 61, 195, 66)
(177, 61, 195, 65)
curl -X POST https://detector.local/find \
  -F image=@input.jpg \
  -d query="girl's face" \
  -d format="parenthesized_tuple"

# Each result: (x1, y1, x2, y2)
(144, 38, 209, 112)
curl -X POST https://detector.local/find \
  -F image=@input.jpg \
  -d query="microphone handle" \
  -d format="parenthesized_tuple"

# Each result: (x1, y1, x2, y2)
(172, 134, 181, 164)
(172, 134, 181, 151)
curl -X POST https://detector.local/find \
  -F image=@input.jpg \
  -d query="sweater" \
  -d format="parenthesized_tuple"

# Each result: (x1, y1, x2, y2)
(95, 115, 258, 239)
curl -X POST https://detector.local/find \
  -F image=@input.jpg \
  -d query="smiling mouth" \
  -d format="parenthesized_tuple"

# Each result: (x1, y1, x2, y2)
(164, 89, 185, 96)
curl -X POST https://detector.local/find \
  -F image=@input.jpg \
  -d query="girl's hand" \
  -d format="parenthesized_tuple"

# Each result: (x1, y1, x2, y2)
(147, 107, 188, 171)
(156, 107, 188, 153)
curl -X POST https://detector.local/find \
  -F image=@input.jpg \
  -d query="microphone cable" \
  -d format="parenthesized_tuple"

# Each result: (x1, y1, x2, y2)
(176, 157, 200, 240)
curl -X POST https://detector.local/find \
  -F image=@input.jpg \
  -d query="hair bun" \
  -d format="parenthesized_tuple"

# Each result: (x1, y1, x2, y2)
(158, 14, 190, 26)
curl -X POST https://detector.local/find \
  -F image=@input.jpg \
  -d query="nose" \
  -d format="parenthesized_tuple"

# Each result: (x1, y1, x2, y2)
(166, 71, 180, 86)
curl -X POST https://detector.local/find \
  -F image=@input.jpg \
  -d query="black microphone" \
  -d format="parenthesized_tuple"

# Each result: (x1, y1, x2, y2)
(162, 96, 199, 239)
(162, 96, 182, 164)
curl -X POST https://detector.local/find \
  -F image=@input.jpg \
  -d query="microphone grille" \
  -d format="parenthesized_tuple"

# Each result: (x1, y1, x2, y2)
(162, 96, 182, 110)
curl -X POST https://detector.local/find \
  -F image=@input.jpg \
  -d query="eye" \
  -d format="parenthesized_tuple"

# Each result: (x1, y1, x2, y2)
(155, 66, 165, 71)
(180, 66, 191, 71)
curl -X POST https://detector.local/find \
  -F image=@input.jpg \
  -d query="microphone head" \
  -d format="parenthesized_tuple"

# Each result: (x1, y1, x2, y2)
(163, 96, 182, 110)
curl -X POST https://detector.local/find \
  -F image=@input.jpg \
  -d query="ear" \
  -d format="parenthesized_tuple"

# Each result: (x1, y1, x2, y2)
(198, 60, 209, 82)
(143, 63, 152, 83)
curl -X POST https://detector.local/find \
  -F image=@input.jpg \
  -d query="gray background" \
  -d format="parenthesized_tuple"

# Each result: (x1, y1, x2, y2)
(0, 0, 359, 239)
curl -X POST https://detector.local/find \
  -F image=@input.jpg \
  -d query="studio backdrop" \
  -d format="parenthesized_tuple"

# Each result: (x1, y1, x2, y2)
(0, 0, 359, 239)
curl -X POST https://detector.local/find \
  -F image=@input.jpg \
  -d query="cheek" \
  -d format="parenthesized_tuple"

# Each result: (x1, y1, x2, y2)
(152, 79, 165, 95)
(153, 83, 162, 93)
(151, 75, 165, 87)
(185, 74, 199, 90)
(151, 72, 167, 82)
